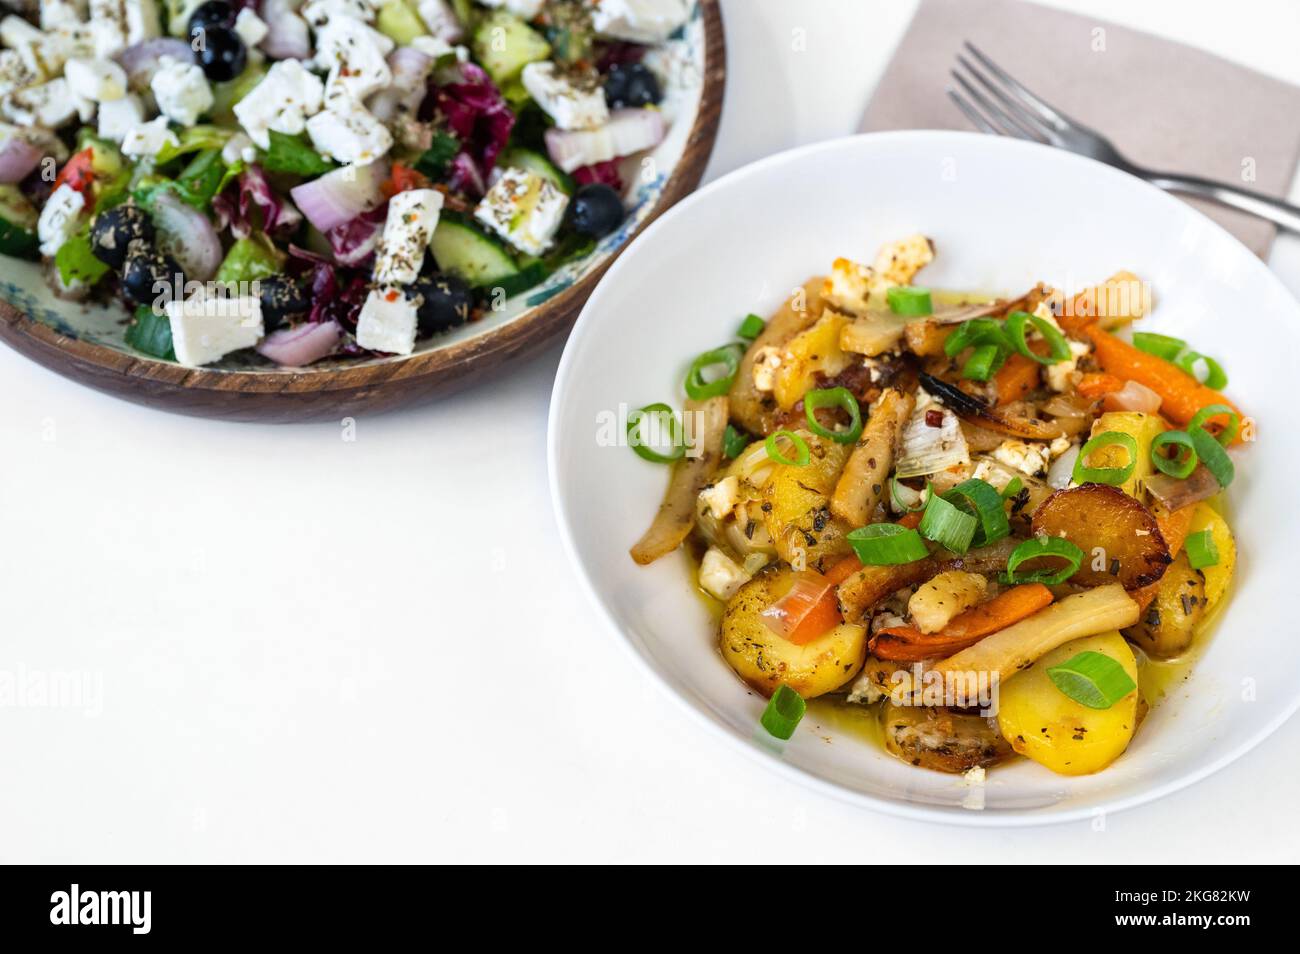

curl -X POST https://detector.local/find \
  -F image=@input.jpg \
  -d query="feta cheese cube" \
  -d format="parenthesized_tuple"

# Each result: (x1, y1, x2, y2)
(41, 2, 87, 32)
(89, 0, 161, 59)
(1, 15, 59, 78)
(233, 59, 325, 149)
(477, 0, 545, 19)
(356, 286, 419, 355)
(301, 0, 377, 26)
(96, 92, 144, 141)
(699, 546, 751, 602)
(65, 57, 128, 102)
(992, 439, 1050, 478)
(234, 8, 270, 49)
(473, 166, 568, 256)
(314, 14, 392, 102)
(0, 50, 40, 99)
(871, 234, 934, 286)
(36, 183, 85, 257)
(373, 188, 443, 285)
(1046, 339, 1091, 392)
(750, 346, 782, 392)
(521, 62, 608, 131)
(165, 293, 265, 367)
(1, 78, 81, 127)
(590, 0, 689, 45)
(221, 131, 258, 165)
(121, 114, 178, 158)
(305, 94, 392, 165)
(150, 55, 212, 126)
(698, 475, 740, 521)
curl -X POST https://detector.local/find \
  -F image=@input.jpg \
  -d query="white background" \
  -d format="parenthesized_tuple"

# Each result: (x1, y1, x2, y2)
(3, 0, 1298, 863)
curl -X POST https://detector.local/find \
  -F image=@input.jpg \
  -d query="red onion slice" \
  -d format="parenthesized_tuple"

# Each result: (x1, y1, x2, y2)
(260, 0, 312, 61)
(116, 38, 194, 91)
(290, 160, 389, 233)
(0, 135, 42, 183)
(544, 108, 666, 173)
(369, 47, 434, 123)
(1104, 379, 1163, 414)
(256, 320, 343, 366)
(419, 0, 464, 42)
(150, 191, 223, 283)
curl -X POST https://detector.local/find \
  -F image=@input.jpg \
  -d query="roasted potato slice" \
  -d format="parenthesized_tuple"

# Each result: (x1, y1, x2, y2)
(882, 704, 1013, 773)
(1088, 411, 1167, 499)
(720, 568, 867, 698)
(729, 278, 826, 435)
(772, 310, 853, 411)
(1187, 503, 1235, 609)
(1030, 484, 1171, 590)
(1125, 551, 1205, 659)
(761, 430, 853, 570)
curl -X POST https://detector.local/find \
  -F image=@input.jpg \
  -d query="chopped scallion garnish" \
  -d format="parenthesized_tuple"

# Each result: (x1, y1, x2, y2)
(1174, 350, 1228, 389)
(943, 478, 1010, 547)
(803, 387, 863, 444)
(962, 343, 1006, 381)
(1185, 529, 1220, 569)
(760, 684, 807, 740)
(684, 344, 744, 400)
(722, 424, 750, 459)
(1005, 309, 1071, 364)
(918, 487, 978, 553)
(1072, 431, 1139, 486)
(1046, 651, 1137, 709)
(889, 477, 927, 513)
(1150, 429, 1198, 480)
(1000, 477, 1024, 500)
(845, 523, 930, 565)
(1002, 536, 1084, 585)
(736, 313, 765, 340)
(886, 286, 933, 316)
(626, 403, 685, 463)
(1132, 331, 1186, 362)
(1188, 427, 1234, 488)
(765, 429, 810, 467)
(1188, 404, 1240, 446)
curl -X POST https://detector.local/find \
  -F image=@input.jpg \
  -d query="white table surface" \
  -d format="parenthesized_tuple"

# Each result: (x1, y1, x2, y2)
(3, 0, 1298, 864)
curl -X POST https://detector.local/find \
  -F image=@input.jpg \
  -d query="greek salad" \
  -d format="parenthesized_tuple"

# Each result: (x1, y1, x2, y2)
(0, 0, 693, 367)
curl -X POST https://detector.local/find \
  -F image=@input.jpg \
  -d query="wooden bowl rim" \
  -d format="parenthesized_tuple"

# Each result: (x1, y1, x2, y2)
(0, 0, 726, 400)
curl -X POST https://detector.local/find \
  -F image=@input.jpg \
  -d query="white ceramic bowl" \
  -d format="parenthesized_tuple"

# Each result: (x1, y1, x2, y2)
(547, 131, 1297, 825)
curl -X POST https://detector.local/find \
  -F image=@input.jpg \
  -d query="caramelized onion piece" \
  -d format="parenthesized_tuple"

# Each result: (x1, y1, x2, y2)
(919, 373, 1063, 440)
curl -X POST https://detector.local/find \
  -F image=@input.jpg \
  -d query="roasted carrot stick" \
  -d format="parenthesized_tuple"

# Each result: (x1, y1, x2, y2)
(869, 583, 1055, 661)
(993, 352, 1041, 405)
(1086, 326, 1242, 439)
(1075, 371, 1124, 400)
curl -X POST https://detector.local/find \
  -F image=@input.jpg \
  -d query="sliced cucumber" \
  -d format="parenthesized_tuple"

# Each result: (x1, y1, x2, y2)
(490, 262, 548, 298)
(0, 184, 39, 260)
(472, 12, 550, 86)
(430, 212, 520, 287)
(498, 147, 574, 196)
(376, 0, 428, 45)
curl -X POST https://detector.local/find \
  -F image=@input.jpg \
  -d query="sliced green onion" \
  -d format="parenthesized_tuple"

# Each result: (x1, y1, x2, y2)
(1150, 429, 1197, 479)
(846, 523, 930, 565)
(962, 343, 1007, 381)
(1185, 529, 1220, 569)
(1047, 651, 1137, 709)
(1132, 331, 1186, 362)
(1174, 350, 1228, 390)
(737, 313, 765, 340)
(943, 478, 1010, 547)
(1188, 426, 1234, 488)
(1003, 536, 1084, 585)
(1005, 310, 1071, 364)
(886, 286, 933, 316)
(1072, 431, 1139, 486)
(1000, 477, 1024, 500)
(684, 344, 743, 400)
(804, 387, 863, 444)
(889, 477, 926, 513)
(918, 488, 978, 554)
(1188, 404, 1240, 446)
(760, 684, 806, 740)
(765, 429, 810, 467)
(723, 424, 750, 459)
(626, 403, 685, 463)
(944, 317, 1009, 357)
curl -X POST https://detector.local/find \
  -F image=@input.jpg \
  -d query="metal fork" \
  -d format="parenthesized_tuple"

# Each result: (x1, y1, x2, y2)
(948, 42, 1300, 234)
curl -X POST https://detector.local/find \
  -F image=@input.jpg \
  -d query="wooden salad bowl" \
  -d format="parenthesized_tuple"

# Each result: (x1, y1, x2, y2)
(0, 1, 725, 423)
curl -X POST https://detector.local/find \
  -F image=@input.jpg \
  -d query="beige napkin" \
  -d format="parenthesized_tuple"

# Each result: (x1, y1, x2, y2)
(860, 0, 1300, 257)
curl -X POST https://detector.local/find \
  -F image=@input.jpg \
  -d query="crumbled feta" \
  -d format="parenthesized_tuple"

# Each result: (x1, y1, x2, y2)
(166, 293, 264, 367)
(233, 59, 325, 149)
(314, 14, 393, 102)
(992, 439, 1050, 478)
(1, 78, 80, 127)
(699, 546, 751, 602)
(221, 131, 257, 165)
(821, 257, 891, 315)
(0, 50, 40, 98)
(1045, 339, 1090, 392)
(872, 233, 934, 286)
(521, 62, 608, 131)
(41, 1, 87, 32)
(64, 57, 127, 102)
(305, 94, 392, 165)
(751, 345, 782, 392)
(301, 0, 376, 27)
(409, 35, 454, 59)
(356, 286, 419, 355)
(121, 114, 178, 158)
(0, 15, 55, 79)
(473, 166, 568, 256)
(590, 0, 689, 45)
(234, 8, 270, 48)
(96, 92, 143, 141)
(698, 475, 740, 521)
(150, 55, 212, 126)
(477, 0, 546, 22)
(89, 0, 161, 60)
(373, 188, 443, 285)
(36, 183, 85, 257)
(1049, 435, 1073, 459)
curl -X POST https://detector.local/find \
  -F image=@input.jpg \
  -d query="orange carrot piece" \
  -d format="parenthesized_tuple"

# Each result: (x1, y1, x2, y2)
(1076, 371, 1124, 400)
(1086, 326, 1242, 439)
(870, 583, 1055, 661)
(993, 352, 1041, 405)
(783, 556, 862, 645)
(898, 511, 923, 530)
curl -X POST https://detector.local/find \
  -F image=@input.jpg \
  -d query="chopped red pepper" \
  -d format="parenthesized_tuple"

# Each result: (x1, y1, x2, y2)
(382, 163, 431, 199)
(54, 148, 96, 195)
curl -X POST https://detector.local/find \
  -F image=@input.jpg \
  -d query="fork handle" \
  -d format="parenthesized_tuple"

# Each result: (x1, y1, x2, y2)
(1141, 170, 1300, 234)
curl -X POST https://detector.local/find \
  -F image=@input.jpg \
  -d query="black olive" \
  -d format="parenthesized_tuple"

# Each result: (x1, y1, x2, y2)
(603, 63, 662, 109)
(195, 25, 246, 83)
(258, 275, 312, 332)
(408, 274, 472, 336)
(90, 203, 154, 270)
(121, 240, 186, 308)
(188, 1, 237, 39)
(566, 183, 624, 238)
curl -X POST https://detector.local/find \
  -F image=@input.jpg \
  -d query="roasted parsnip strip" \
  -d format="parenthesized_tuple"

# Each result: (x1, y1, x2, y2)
(830, 388, 914, 526)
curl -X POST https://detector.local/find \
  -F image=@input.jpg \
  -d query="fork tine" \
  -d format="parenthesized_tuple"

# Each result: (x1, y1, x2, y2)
(949, 70, 1041, 142)
(962, 42, 1072, 132)
(946, 87, 999, 135)
(955, 54, 1058, 145)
